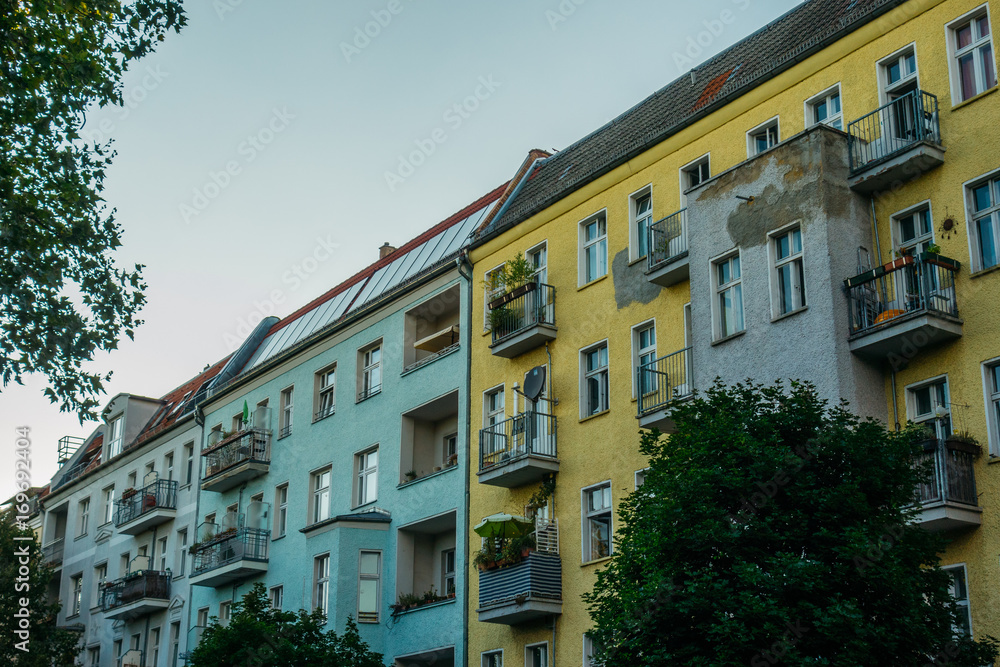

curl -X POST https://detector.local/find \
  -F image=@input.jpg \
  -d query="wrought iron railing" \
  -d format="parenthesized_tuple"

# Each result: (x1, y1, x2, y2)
(489, 283, 556, 345)
(42, 538, 64, 565)
(402, 341, 461, 374)
(203, 428, 271, 479)
(191, 527, 270, 576)
(313, 405, 336, 422)
(915, 439, 978, 507)
(357, 384, 382, 402)
(99, 570, 170, 612)
(647, 208, 688, 271)
(637, 347, 694, 416)
(113, 479, 178, 527)
(848, 89, 940, 174)
(845, 253, 959, 336)
(479, 411, 557, 471)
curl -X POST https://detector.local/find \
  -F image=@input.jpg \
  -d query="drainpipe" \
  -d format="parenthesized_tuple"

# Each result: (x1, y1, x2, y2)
(487, 155, 549, 233)
(456, 253, 474, 667)
(186, 418, 206, 658)
(891, 370, 901, 431)
(551, 615, 557, 665)
(870, 197, 884, 264)
(871, 196, 901, 431)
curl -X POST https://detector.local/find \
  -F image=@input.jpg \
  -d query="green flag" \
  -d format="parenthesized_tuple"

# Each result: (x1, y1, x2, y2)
(243, 400, 250, 427)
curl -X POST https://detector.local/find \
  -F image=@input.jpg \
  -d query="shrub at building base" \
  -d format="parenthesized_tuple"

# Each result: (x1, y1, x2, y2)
(584, 381, 1000, 666)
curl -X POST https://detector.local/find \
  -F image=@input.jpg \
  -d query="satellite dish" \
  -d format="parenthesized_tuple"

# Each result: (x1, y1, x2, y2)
(523, 366, 546, 402)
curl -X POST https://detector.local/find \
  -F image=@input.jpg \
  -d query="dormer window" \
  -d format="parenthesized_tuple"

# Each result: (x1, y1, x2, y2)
(106, 415, 124, 460)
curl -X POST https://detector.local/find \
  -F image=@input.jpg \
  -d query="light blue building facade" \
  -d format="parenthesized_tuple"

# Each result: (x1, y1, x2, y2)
(187, 186, 504, 666)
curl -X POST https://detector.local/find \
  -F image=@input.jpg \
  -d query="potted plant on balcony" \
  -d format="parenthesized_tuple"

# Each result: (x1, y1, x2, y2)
(884, 250, 915, 272)
(945, 431, 981, 456)
(446, 453, 458, 468)
(120, 487, 137, 501)
(485, 253, 537, 310)
(404, 470, 417, 482)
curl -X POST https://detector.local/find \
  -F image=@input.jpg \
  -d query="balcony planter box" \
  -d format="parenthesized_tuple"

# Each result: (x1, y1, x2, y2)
(488, 282, 536, 310)
(882, 255, 914, 272)
(918, 252, 961, 272)
(945, 436, 981, 456)
(476, 547, 533, 572)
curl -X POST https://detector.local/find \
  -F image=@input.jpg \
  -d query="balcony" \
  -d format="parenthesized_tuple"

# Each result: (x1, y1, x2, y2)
(645, 209, 689, 287)
(189, 526, 270, 588)
(847, 90, 944, 192)
(489, 283, 556, 358)
(913, 438, 981, 532)
(42, 538, 64, 568)
(114, 478, 178, 535)
(478, 412, 558, 487)
(845, 253, 962, 362)
(637, 347, 694, 433)
(100, 568, 171, 621)
(201, 427, 272, 494)
(477, 519, 562, 625)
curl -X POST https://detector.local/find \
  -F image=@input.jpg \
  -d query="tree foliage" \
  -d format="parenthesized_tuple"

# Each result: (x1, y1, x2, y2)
(188, 583, 386, 667)
(0, 510, 81, 665)
(585, 381, 999, 666)
(0, 0, 186, 418)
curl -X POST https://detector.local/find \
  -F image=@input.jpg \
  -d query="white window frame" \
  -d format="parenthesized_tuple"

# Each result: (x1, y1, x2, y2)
(482, 384, 506, 460)
(175, 529, 187, 576)
(965, 168, 1000, 272)
(354, 446, 378, 508)
(877, 43, 921, 105)
(711, 250, 745, 340)
(279, 386, 294, 437)
(746, 116, 780, 157)
(164, 451, 174, 481)
(77, 497, 90, 537)
(359, 342, 383, 400)
(157, 536, 168, 572)
(905, 375, 951, 440)
(628, 186, 653, 262)
(769, 223, 807, 318)
(583, 635, 602, 667)
(804, 83, 843, 130)
(483, 263, 505, 331)
(315, 363, 336, 422)
(579, 211, 609, 286)
(70, 573, 83, 616)
(946, 5, 996, 105)
(218, 601, 231, 626)
(580, 341, 610, 418)
(105, 415, 124, 460)
(441, 547, 457, 596)
(631, 320, 657, 399)
(983, 357, 1000, 456)
(311, 467, 331, 524)
(275, 483, 288, 537)
(269, 585, 283, 610)
(93, 562, 107, 607)
(525, 642, 549, 667)
(183, 443, 194, 486)
(581, 481, 613, 562)
(149, 627, 160, 666)
(481, 650, 503, 667)
(944, 563, 973, 637)
(680, 154, 711, 206)
(357, 550, 381, 623)
(527, 241, 548, 285)
(635, 468, 649, 490)
(891, 200, 935, 256)
(314, 553, 330, 614)
(102, 485, 115, 525)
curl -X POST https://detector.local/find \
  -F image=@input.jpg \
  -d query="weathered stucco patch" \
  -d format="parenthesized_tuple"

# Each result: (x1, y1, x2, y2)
(612, 248, 661, 309)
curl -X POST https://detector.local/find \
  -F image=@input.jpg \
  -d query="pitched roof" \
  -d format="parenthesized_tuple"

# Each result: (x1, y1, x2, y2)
(478, 0, 907, 238)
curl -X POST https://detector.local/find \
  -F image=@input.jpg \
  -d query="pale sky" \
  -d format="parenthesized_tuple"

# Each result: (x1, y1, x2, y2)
(1, 0, 803, 501)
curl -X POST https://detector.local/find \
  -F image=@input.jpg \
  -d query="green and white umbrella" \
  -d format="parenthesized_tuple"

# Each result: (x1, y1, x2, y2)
(473, 513, 534, 540)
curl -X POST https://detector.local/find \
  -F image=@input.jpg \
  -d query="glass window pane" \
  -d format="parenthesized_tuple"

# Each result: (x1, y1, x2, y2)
(731, 255, 741, 279)
(960, 54, 977, 100)
(992, 365, 1000, 393)
(979, 15, 990, 37)
(791, 229, 802, 254)
(888, 60, 901, 83)
(905, 53, 916, 75)
(957, 23, 973, 49)
(359, 579, 377, 613)
(776, 233, 790, 260)
(974, 183, 992, 212)
(978, 217, 998, 268)
(814, 99, 828, 122)
(983, 45, 996, 89)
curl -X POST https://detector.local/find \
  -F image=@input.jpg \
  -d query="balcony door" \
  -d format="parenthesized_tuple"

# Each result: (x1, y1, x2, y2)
(880, 48, 920, 142)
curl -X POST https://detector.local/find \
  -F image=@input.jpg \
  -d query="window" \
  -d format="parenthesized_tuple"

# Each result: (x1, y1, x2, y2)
(113, 641, 122, 664)
(582, 343, 609, 417)
(584, 635, 602, 666)
(945, 565, 973, 637)
(908, 378, 951, 440)
(219, 601, 231, 626)
(806, 85, 843, 130)
(197, 607, 209, 627)
(314, 554, 330, 614)
(483, 264, 505, 330)
(102, 486, 115, 525)
(987, 361, 1000, 454)
(77, 498, 90, 537)
(441, 548, 456, 596)
(279, 386, 294, 438)
(176, 529, 187, 576)
(119, 552, 130, 578)
(70, 573, 82, 615)
(747, 117, 779, 156)
(275, 483, 288, 537)
(482, 651, 503, 667)
(311, 468, 331, 524)
(149, 627, 160, 666)
(87, 647, 100, 667)
(528, 242, 548, 284)
(631, 190, 653, 260)
(632, 322, 656, 399)
(93, 563, 107, 607)
(315, 364, 336, 421)
(881, 47, 919, 99)
(106, 415, 123, 459)
(169, 622, 181, 667)
(270, 585, 284, 610)
(444, 433, 458, 467)
(948, 8, 996, 103)
(360, 344, 382, 400)
(894, 204, 934, 255)
(580, 213, 608, 285)
(770, 226, 806, 317)
(126, 470, 137, 489)
(164, 452, 174, 481)
(184, 442, 194, 485)
(526, 643, 549, 667)
(157, 536, 168, 572)
(232, 412, 244, 433)
(358, 551, 381, 623)
(483, 386, 506, 459)
(969, 172, 1000, 271)
(583, 482, 612, 561)
(713, 252, 744, 339)
(355, 447, 378, 507)
(635, 469, 648, 489)
(681, 155, 711, 195)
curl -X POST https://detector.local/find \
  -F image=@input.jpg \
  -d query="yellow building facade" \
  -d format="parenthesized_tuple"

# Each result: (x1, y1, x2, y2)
(467, 0, 1000, 663)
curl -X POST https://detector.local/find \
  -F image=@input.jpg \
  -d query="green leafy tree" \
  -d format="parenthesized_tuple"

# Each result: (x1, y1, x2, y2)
(0, 510, 81, 665)
(585, 381, 999, 666)
(188, 583, 386, 667)
(1, 0, 186, 419)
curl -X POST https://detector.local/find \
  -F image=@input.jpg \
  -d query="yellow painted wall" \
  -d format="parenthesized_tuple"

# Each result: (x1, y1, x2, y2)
(468, 0, 1000, 660)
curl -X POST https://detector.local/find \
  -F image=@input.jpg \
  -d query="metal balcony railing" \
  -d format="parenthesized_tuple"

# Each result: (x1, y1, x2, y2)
(647, 208, 688, 270)
(489, 283, 556, 344)
(845, 253, 959, 336)
(637, 347, 694, 416)
(848, 89, 940, 174)
(42, 538, 64, 565)
(479, 411, 557, 472)
(113, 479, 178, 527)
(203, 428, 271, 479)
(191, 527, 270, 576)
(99, 570, 171, 612)
(915, 439, 978, 508)
(534, 517, 559, 555)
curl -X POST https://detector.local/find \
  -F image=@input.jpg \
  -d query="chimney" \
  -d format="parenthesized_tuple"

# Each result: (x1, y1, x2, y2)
(379, 242, 395, 259)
